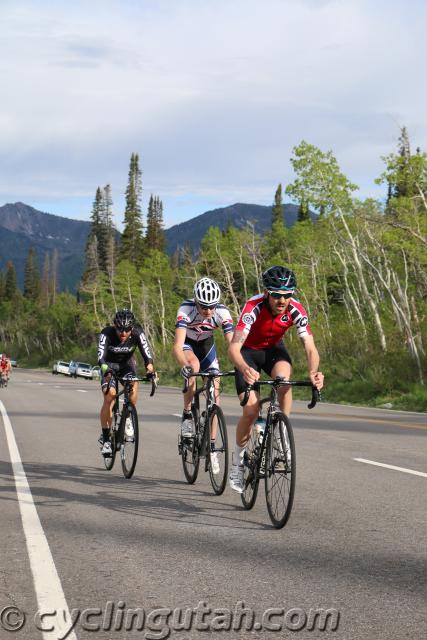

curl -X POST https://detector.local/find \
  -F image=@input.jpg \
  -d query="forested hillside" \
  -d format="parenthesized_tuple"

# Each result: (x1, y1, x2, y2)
(1, 136, 426, 410)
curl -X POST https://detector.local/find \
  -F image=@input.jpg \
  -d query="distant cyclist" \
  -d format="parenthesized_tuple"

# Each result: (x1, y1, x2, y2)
(228, 265, 324, 493)
(173, 277, 234, 472)
(97, 309, 156, 456)
(0, 355, 9, 387)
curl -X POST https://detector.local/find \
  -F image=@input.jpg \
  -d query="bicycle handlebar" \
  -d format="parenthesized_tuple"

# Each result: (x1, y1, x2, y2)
(181, 370, 235, 394)
(240, 377, 320, 409)
(115, 374, 158, 397)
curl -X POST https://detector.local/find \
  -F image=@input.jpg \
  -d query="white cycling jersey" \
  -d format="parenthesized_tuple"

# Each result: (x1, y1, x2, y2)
(176, 299, 233, 341)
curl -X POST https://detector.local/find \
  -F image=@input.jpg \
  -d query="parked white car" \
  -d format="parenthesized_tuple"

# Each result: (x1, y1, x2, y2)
(74, 362, 93, 379)
(52, 360, 70, 375)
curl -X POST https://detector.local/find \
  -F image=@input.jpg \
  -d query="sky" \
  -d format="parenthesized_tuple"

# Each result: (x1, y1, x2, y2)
(0, 0, 425, 230)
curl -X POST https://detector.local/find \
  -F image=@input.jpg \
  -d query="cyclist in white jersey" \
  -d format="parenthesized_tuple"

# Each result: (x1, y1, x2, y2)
(173, 278, 234, 472)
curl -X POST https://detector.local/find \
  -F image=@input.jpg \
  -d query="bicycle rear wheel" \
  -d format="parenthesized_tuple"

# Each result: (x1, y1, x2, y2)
(241, 428, 260, 509)
(180, 405, 200, 484)
(103, 429, 117, 471)
(208, 405, 228, 495)
(121, 404, 139, 479)
(264, 412, 296, 529)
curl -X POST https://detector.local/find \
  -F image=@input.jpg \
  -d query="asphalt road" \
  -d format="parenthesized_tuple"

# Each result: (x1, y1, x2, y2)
(0, 368, 426, 640)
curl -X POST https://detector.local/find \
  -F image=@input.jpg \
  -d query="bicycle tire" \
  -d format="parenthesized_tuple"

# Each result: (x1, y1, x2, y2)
(103, 429, 117, 471)
(241, 427, 261, 510)
(208, 405, 228, 495)
(121, 404, 139, 479)
(180, 405, 200, 484)
(264, 412, 296, 529)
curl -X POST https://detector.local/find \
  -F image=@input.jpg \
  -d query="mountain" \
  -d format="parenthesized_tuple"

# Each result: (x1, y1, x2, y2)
(0, 201, 315, 293)
(164, 202, 316, 254)
(0, 202, 91, 292)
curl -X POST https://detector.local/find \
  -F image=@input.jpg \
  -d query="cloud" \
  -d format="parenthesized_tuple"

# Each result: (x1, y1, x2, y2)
(0, 0, 425, 224)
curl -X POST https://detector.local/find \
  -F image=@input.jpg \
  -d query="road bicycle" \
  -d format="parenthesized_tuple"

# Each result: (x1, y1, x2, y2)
(103, 371, 157, 479)
(178, 370, 235, 495)
(240, 377, 320, 528)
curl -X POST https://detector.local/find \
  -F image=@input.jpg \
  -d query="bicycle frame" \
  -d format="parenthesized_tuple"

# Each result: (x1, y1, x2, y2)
(111, 374, 156, 438)
(241, 377, 320, 478)
(182, 371, 234, 458)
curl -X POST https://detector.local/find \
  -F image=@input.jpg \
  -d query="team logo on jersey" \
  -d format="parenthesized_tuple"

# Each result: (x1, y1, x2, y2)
(242, 313, 254, 325)
(98, 334, 106, 360)
(281, 314, 289, 323)
(299, 317, 308, 327)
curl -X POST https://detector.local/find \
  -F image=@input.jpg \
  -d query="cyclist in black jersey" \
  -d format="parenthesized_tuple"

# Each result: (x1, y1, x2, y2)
(97, 309, 156, 456)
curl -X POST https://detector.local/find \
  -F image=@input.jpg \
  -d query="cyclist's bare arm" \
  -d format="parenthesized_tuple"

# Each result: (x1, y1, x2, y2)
(228, 331, 259, 385)
(301, 334, 324, 390)
(173, 327, 190, 368)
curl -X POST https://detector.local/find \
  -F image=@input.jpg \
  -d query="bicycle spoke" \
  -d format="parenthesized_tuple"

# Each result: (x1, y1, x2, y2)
(208, 406, 228, 495)
(121, 405, 139, 479)
(241, 428, 260, 509)
(265, 414, 296, 529)
(180, 405, 200, 484)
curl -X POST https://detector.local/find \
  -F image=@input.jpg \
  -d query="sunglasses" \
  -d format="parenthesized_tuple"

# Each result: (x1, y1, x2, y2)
(268, 290, 293, 300)
(198, 303, 217, 310)
(116, 326, 132, 334)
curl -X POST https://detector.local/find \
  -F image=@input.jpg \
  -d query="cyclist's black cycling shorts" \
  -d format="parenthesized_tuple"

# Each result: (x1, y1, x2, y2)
(101, 359, 137, 390)
(234, 343, 292, 395)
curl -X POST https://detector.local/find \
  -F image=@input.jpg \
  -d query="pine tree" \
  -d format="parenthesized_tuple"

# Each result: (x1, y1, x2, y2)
(0, 270, 5, 299)
(41, 253, 50, 306)
(99, 183, 114, 272)
(4, 261, 17, 299)
(81, 235, 99, 286)
(146, 194, 166, 252)
(24, 247, 41, 299)
(120, 152, 144, 263)
(50, 248, 58, 302)
(272, 183, 284, 228)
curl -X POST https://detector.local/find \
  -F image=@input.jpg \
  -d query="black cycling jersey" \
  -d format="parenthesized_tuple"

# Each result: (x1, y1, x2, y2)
(97, 324, 153, 368)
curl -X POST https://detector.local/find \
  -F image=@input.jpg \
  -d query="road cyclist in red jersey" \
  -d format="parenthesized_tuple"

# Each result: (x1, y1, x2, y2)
(227, 265, 324, 493)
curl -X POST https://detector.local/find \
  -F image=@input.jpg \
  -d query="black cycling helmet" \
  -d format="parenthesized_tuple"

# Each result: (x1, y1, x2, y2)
(262, 265, 296, 291)
(113, 308, 135, 331)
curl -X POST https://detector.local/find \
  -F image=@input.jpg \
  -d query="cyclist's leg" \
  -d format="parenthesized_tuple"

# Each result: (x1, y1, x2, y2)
(182, 343, 200, 412)
(199, 341, 220, 439)
(266, 345, 293, 416)
(100, 374, 116, 433)
(233, 349, 262, 460)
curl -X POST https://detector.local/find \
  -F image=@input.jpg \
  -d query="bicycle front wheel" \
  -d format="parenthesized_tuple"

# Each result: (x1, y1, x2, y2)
(241, 428, 260, 510)
(264, 413, 296, 529)
(180, 405, 200, 484)
(208, 405, 228, 495)
(121, 404, 139, 479)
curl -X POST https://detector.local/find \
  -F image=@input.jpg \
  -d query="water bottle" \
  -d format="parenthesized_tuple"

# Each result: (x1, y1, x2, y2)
(200, 411, 207, 433)
(254, 416, 265, 444)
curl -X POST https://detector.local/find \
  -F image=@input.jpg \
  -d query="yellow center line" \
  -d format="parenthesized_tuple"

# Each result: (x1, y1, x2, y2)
(291, 411, 427, 431)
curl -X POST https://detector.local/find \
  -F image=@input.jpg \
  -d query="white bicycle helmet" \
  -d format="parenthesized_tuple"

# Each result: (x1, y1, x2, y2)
(193, 277, 221, 305)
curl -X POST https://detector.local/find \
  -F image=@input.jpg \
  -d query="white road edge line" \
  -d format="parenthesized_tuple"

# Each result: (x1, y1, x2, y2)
(354, 457, 427, 478)
(0, 400, 78, 640)
(77, 390, 88, 393)
(172, 413, 181, 417)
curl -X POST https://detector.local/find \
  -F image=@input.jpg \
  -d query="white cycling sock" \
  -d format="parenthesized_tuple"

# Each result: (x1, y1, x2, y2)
(234, 444, 245, 466)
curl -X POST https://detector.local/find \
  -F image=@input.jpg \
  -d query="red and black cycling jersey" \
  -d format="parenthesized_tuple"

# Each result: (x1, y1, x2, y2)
(235, 294, 312, 350)
(97, 324, 153, 367)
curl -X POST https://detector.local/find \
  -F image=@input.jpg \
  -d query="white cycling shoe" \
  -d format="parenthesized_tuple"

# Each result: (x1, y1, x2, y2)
(229, 464, 245, 493)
